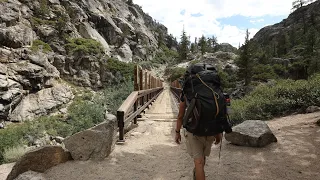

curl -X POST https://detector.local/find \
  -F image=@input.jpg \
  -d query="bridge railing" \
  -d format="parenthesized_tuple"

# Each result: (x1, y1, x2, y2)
(170, 79, 182, 101)
(117, 65, 164, 141)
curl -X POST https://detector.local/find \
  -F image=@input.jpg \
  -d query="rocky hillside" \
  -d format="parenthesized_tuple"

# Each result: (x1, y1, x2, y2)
(251, 0, 320, 79)
(252, 1, 320, 47)
(0, 0, 173, 123)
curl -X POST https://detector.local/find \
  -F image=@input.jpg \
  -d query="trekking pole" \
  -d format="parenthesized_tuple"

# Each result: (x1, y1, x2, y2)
(218, 134, 223, 165)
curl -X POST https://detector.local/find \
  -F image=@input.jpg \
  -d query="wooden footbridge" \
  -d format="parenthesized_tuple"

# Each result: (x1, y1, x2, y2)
(116, 65, 182, 142)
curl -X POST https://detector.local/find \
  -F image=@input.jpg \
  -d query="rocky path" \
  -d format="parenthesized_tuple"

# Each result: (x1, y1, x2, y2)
(2, 87, 320, 180)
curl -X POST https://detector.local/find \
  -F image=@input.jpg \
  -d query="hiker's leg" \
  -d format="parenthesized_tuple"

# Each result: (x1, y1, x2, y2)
(194, 156, 205, 180)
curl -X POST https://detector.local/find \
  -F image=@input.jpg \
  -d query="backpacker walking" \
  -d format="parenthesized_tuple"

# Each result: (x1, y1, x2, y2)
(174, 63, 232, 180)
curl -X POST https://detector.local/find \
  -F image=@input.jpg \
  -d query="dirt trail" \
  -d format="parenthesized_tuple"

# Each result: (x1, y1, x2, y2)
(1, 87, 320, 180)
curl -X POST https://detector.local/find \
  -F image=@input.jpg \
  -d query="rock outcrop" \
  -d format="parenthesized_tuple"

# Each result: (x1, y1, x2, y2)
(225, 120, 277, 147)
(8, 83, 73, 122)
(6, 146, 72, 180)
(63, 113, 117, 161)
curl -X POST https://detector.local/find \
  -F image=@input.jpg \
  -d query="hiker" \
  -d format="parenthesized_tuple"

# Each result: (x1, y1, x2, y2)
(174, 63, 232, 180)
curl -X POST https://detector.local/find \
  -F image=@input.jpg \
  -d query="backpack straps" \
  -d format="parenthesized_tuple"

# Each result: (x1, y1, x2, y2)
(195, 74, 220, 118)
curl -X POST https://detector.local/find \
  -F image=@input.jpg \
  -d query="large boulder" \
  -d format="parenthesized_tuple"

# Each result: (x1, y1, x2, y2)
(116, 43, 133, 62)
(6, 146, 72, 180)
(0, 21, 36, 48)
(225, 120, 277, 147)
(63, 114, 117, 161)
(8, 84, 74, 122)
(306, 106, 320, 113)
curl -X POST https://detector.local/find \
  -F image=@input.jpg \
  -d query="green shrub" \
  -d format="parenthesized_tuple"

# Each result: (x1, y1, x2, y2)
(152, 45, 178, 65)
(3, 145, 28, 163)
(30, 17, 56, 27)
(230, 74, 320, 124)
(105, 58, 135, 81)
(165, 67, 186, 82)
(0, 124, 25, 163)
(102, 80, 134, 114)
(30, 40, 53, 53)
(34, 0, 50, 17)
(65, 38, 104, 55)
(218, 68, 237, 89)
(252, 64, 278, 82)
(190, 60, 201, 65)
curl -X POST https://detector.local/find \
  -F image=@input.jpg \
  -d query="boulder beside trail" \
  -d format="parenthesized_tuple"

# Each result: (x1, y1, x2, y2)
(63, 114, 117, 161)
(306, 106, 320, 113)
(6, 146, 72, 180)
(225, 120, 277, 147)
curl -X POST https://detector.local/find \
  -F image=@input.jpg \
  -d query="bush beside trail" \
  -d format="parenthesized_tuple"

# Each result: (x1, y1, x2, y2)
(0, 81, 133, 164)
(230, 74, 320, 124)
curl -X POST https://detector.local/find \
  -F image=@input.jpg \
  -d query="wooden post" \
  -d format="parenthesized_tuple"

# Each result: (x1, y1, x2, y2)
(148, 74, 151, 100)
(117, 111, 125, 141)
(134, 65, 139, 91)
(139, 69, 144, 106)
(134, 101, 138, 124)
(145, 71, 148, 100)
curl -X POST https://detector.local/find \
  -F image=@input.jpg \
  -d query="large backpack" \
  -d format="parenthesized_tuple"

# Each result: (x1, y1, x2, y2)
(181, 63, 232, 136)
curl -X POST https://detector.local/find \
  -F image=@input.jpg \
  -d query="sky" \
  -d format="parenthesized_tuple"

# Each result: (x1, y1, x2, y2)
(133, 0, 297, 47)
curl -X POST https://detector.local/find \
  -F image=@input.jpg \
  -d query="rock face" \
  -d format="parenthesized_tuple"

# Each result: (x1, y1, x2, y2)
(8, 84, 73, 122)
(6, 146, 72, 180)
(0, 0, 173, 121)
(63, 114, 117, 161)
(225, 120, 277, 147)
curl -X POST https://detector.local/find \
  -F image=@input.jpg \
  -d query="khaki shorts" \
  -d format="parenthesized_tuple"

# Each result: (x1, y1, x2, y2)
(184, 129, 215, 159)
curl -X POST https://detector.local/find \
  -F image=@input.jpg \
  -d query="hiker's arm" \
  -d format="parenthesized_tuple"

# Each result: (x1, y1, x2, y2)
(176, 100, 186, 132)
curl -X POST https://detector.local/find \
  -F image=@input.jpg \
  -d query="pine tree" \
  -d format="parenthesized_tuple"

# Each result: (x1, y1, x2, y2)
(178, 28, 190, 61)
(198, 35, 207, 55)
(209, 36, 218, 52)
(236, 29, 254, 86)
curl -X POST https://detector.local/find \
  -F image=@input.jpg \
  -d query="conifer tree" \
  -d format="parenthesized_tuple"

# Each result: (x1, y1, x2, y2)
(236, 29, 254, 85)
(198, 35, 207, 55)
(178, 28, 190, 61)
